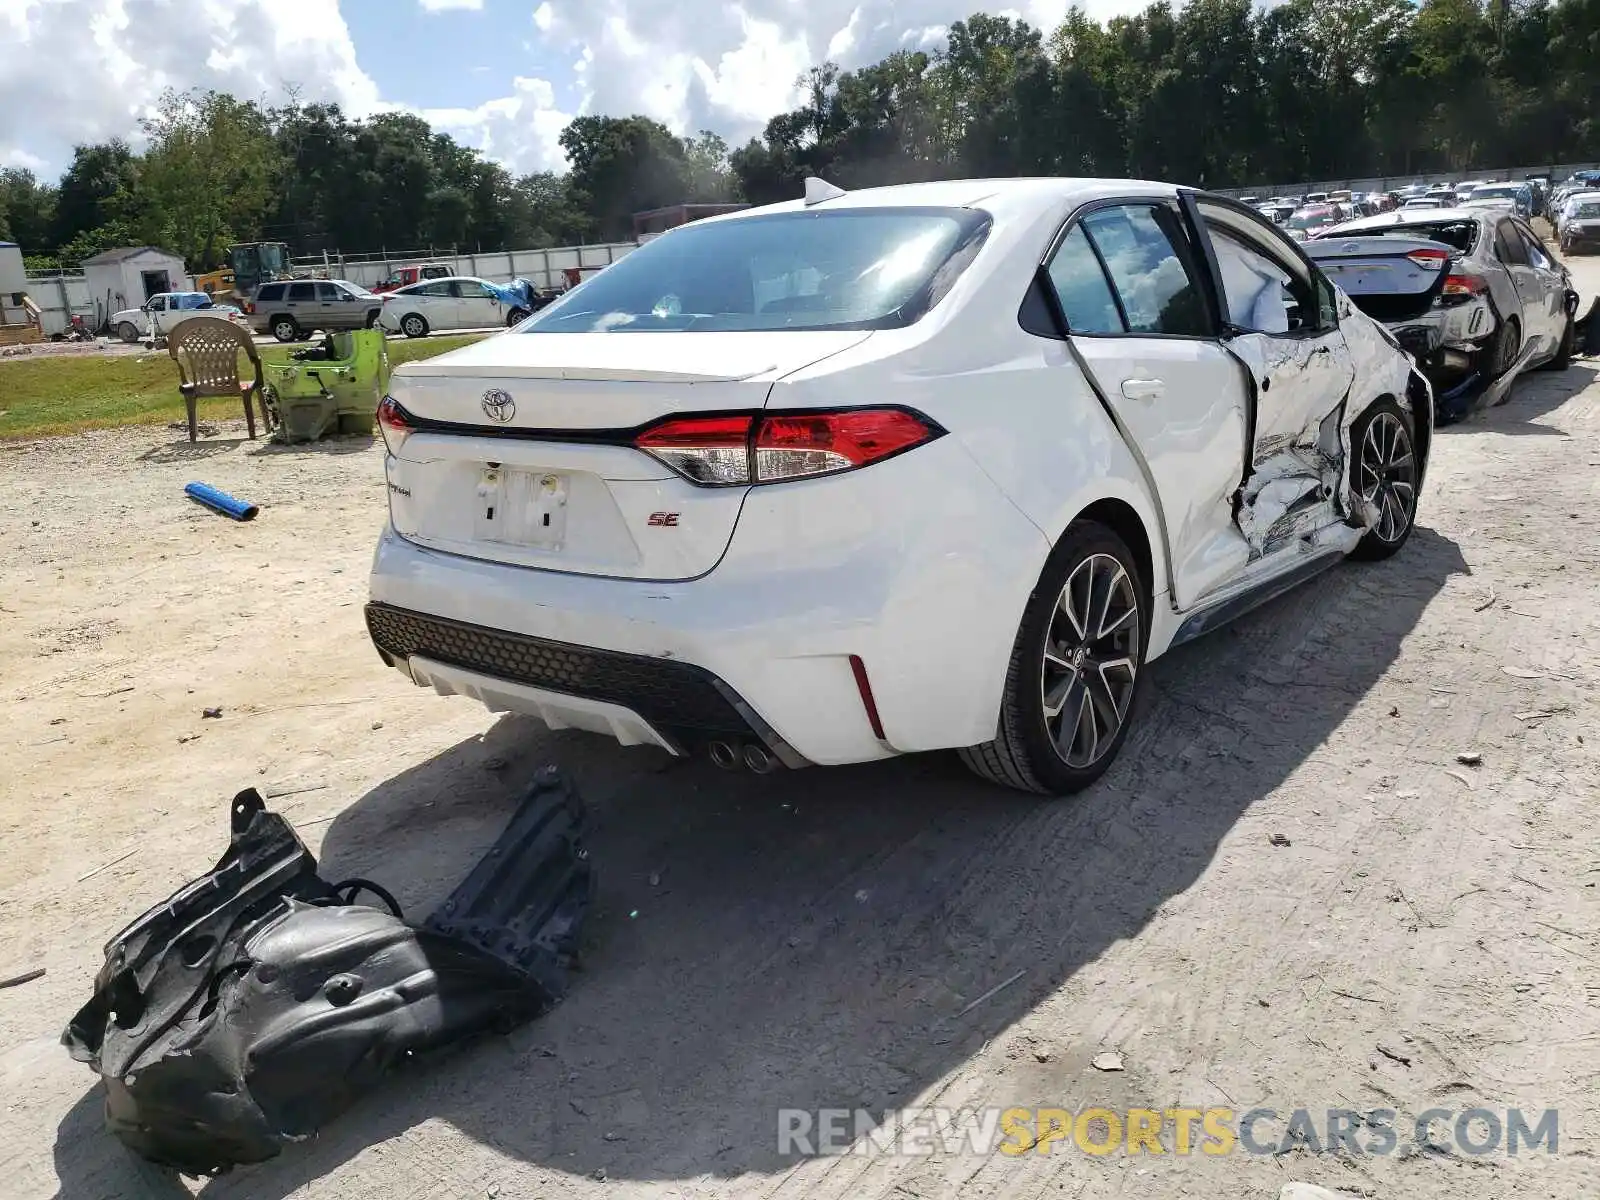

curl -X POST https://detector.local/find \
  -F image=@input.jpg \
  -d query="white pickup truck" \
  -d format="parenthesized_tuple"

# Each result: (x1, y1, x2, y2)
(110, 291, 250, 343)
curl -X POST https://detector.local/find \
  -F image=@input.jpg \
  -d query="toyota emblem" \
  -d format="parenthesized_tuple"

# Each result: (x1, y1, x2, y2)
(482, 388, 515, 423)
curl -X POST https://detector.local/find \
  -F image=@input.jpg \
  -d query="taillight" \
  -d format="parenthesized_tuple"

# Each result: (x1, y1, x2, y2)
(1440, 272, 1488, 304)
(632, 408, 943, 486)
(377, 395, 413, 456)
(633, 415, 753, 484)
(1405, 248, 1450, 270)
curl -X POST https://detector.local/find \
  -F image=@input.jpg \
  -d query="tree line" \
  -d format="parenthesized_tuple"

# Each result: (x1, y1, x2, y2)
(4, 0, 1599, 271)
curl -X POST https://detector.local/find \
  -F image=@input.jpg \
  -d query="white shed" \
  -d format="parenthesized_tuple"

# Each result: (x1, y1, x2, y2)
(80, 247, 190, 324)
(0, 241, 25, 327)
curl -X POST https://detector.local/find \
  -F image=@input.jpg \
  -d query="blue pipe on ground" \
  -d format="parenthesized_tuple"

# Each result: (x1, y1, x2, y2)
(185, 482, 259, 521)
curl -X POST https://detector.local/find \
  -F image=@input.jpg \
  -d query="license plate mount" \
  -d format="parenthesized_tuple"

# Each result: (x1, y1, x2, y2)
(476, 467, 570, 549)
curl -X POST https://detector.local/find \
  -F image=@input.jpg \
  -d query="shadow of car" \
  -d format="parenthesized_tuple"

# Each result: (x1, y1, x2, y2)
(53, 529, 1467, 1197)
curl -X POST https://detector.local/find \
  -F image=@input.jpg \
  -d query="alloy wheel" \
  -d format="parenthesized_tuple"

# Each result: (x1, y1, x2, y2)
(1357, 411, 1416, 544)
(1040, 553, 1140, 769)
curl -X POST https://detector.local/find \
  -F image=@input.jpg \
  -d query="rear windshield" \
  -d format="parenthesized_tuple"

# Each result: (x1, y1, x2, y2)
(1288, 210, 1336, 230)
(1320, 220, 1479, 254)
(521, 208, 991, 333)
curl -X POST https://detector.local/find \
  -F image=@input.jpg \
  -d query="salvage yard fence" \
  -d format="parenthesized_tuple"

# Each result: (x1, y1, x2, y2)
(17, 271, 195, 339)
(288, 241, 638, 292)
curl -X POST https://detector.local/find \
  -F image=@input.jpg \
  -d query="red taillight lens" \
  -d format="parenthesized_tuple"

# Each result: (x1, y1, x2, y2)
(634, 415, 754, 484)
(1440, 272, 1488, 305)
(632, 408, 941, 486)
(377, 395, 413, 456)
(1405, 248, 1450, 270)
(754, 409, 938, 481)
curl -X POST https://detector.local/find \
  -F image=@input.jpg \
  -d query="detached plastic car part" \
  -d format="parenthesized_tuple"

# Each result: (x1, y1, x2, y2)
(62, 767, 591, 1175)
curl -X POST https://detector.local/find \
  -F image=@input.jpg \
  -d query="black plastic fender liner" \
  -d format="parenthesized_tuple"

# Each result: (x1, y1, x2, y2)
(61, 767, 592, 1176)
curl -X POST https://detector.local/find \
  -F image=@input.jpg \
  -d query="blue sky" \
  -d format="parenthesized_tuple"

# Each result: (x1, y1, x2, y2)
(345, 0, 577, 113)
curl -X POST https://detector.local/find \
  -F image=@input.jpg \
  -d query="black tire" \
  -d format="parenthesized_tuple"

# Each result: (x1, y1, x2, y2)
(1487, 315, 1521, 379)
(364, 309, 381, 329)
(960, 520, 1148, 795)
(1349, 397, 1420, 561)
(400, 313, 429, 339)
(116, 321, 139, 343)
(507, 306, 530, 327)
(270, 315, 300, 343)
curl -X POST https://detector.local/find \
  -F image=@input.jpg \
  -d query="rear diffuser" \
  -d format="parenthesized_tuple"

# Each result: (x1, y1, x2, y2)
(62, 766, 591, 1175)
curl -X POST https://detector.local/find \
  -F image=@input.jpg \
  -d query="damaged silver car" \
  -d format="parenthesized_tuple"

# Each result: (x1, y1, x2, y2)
(1306, 208, 1577, 419)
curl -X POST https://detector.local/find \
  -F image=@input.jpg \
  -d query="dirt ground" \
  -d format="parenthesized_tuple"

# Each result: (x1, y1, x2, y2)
(3, 262, 1600, 1200)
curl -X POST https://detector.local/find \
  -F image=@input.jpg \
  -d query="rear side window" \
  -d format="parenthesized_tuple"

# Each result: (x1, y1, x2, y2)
(257, 284, 284, 302)
(1495, 222, 1528, 265)
(413, 281, 454, 297)
(1046, 225, 1123, 334)
(287, 282, 316, 302)
(421, 266, 451, 280)
(1078, 205, 1209, 336)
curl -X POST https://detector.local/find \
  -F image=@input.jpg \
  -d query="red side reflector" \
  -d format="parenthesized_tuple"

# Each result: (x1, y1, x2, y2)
(849, 654, 887, 741)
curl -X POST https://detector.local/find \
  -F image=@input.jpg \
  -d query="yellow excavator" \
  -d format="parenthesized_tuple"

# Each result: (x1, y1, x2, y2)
(221, 242, 292, 309)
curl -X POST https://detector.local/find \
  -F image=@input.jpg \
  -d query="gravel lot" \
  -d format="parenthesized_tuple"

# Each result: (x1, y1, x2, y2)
(3, 261, 1600, 1200)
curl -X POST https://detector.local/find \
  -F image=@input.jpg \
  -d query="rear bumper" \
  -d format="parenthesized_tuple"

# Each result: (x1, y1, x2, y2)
(366, 602, 805, 764)
(366, 434, 1051, 766)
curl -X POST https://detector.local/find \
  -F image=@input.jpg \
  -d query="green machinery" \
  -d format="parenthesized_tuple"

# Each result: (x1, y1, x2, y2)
(261, 329, 389, 443)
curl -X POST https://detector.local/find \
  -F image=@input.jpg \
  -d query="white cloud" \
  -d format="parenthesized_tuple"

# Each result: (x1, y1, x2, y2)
(418, 0, 482, 10)
(531, 0, 1118, 152)
(0, 0, 381, 178)
(417, 75, 573, 178)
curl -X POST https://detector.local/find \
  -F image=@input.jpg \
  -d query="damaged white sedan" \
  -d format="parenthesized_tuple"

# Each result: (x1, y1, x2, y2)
(367, 178, 1431, 794)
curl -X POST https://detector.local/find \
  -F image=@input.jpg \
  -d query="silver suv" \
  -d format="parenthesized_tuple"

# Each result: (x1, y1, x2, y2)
(250, 280, 382, 342)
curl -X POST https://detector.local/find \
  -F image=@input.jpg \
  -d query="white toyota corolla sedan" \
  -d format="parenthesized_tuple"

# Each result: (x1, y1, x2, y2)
(367, 177, 1431, 794)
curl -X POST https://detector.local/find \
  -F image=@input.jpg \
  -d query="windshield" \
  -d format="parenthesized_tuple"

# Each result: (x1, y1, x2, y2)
(1471, 187, 1519, 199)
(522, 208, 991, 334)
(1575, 202, 1600, 220)
(1321, 219, 1479, 254)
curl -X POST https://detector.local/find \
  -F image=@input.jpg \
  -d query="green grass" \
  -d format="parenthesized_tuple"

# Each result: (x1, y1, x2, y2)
(0, 333, 488, 440)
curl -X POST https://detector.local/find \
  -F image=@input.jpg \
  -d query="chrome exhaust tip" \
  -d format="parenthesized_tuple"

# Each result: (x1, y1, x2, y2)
(708, 741, 739, 770)
(742, 743, 776, 774)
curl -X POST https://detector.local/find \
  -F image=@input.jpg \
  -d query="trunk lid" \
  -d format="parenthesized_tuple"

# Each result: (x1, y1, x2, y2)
(384, 330, 871, 580)
(1303, 235, 1455, 323)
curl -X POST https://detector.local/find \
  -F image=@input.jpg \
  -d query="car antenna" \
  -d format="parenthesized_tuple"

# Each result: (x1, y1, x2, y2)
(804, 176, 847, 206)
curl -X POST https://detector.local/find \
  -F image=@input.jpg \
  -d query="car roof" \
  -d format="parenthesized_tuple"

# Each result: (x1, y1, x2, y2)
(697, 177, 1180, 226)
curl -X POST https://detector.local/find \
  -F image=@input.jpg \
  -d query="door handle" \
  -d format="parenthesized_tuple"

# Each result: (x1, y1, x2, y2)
(1312, 345, 1332, 356)
(1120, 378, 1165, 400)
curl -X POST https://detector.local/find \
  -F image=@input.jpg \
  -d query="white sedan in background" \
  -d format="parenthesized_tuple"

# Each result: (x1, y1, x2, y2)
(377, 276, 515, 338)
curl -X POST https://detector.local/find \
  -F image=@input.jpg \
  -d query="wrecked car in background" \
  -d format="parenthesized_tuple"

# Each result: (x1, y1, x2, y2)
(1557, 192, 1600, 253)
(367, 178, 1430, 796)
(1284, 204, 1345, 241)
(1307, 207, 1577, 420)
(63, 770, 592, 1175)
